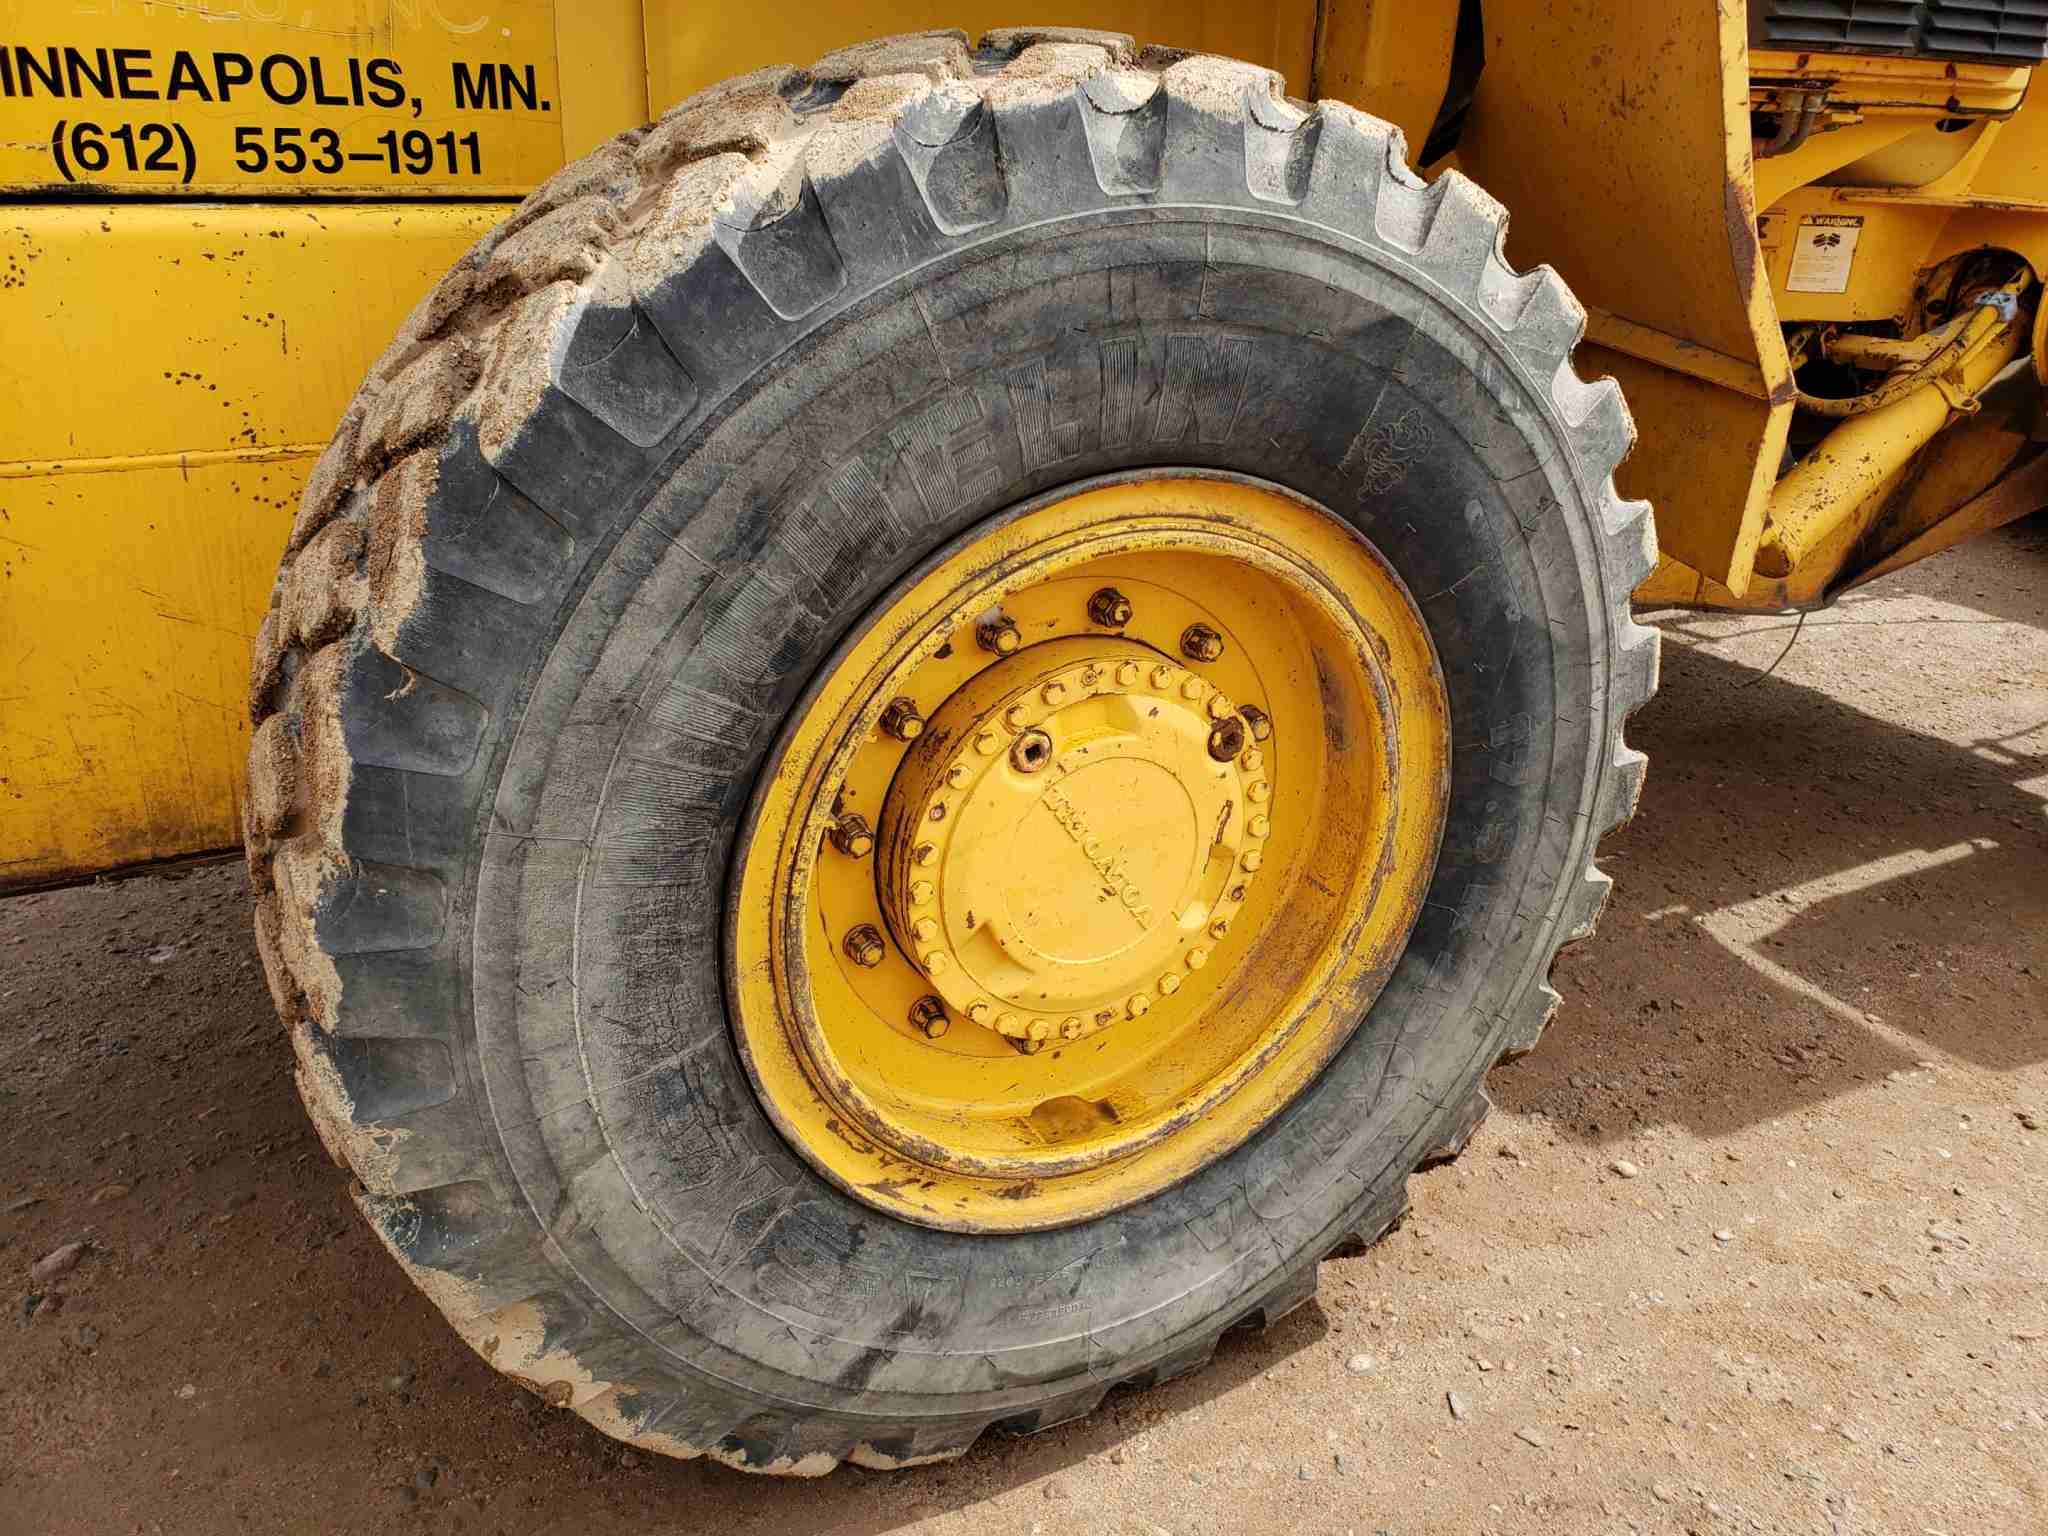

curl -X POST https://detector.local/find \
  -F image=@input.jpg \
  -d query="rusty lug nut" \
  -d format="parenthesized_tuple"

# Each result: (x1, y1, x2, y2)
(909, 996, 949, 1039)
(1207, 715, 1247, 763)
(1181, 623, 1225, 663)
(1010, 727, 1054, 774)
(843, 924, 886, 968)
(829, 813, 875, 859)
(976, 614, 1022, 655)
(878, 696, 925, 741)
(1087, 587, 1134, 627)
(1238, 703, 1272, 742)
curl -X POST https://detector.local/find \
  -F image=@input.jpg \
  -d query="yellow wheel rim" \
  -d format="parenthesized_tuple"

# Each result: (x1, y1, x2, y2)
(729, 476, 1450, 1231)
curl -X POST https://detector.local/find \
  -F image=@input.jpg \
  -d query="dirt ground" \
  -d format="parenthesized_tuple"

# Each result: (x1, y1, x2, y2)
(4, 522, 2045, 1536)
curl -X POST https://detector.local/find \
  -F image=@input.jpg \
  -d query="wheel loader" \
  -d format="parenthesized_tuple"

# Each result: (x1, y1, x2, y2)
(3, 0, 2043, 1475)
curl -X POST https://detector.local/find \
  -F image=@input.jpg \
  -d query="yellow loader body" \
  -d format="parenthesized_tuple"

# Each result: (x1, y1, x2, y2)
(3, 0, 2044, 887)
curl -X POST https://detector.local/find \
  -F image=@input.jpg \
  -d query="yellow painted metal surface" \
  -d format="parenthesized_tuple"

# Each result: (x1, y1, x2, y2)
(640, 0, 1320, 105)
(1313, 0, 1461, 157)
(0, 1, 644, 197)
(0, 202, 507, 888)
(1454, 0, 1792, 595)
(730, 477, 1449, 1231)
(1756, 303, 2029, 576)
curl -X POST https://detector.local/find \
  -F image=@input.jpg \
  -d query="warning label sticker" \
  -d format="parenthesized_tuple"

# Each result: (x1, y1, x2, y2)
(1786, 215, 1865, 295)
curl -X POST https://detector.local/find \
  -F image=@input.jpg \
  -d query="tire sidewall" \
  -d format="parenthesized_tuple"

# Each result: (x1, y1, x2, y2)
(469, 203, 1606, 1416)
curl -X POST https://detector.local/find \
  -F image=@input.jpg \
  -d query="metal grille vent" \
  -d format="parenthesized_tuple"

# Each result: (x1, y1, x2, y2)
(1927, 0, 2048, 62)
(1751, 0, 2048, 63)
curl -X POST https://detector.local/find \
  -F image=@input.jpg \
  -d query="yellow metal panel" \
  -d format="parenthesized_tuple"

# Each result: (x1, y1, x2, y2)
(555, 0, 651, 160)
(0, 202, 507, 889)
(0, 2, 570, 196)
(1454, 0, 1791, 594)
(1313, 0, 1461, 156)
(3, 203, 488, 463)
(641, 1, 1320, 108)
(0, 452, 312, 884)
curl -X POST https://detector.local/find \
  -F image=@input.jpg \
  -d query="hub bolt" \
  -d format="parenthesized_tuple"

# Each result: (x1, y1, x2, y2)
(909, 995, 949, 1039)
(829, 813, 875, 858)
(976, 614, 1021, 655)
(1126, 993, 1152, 1019)
(879, 696, 926, 741)
(1207, 715, 1247, 762)
(1239, 703, 1272, 742)
(843, 924, 886, 968)
(1114, 661, 1140, 687)
(1087, 587, 1134, 627)
(1041, 681, 1068, 706)
(1010, 727, 1054, 774)
(1181, 623, 1225, 663)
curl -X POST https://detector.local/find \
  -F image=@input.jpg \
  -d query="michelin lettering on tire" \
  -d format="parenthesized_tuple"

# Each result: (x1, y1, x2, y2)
(247, 27, 1658, 1475)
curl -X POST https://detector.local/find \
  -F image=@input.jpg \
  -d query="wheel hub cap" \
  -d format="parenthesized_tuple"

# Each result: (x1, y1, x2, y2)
(879, 638, 1269, 1046)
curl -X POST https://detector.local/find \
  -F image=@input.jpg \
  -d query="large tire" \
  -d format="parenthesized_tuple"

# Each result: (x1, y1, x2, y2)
(246, 28, 1656, 1474)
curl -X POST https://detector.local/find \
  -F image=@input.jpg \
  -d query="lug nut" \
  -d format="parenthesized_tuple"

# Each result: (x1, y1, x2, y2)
(1114, 661, 1140, 687)
(912, 841, 937, 866)
(879, 696, 925, 741)
(1207, 715, 1247, 762)
(829, 813, 875, 858)
(1087, 587, 1134, 627)
(843, 924, 886, 968)
(1041, 681, 1068, 706)
(1010, 728, 1053, 774)
(1126, 993, 1152, 1019)
(911, 916, 938, 943)
(976, 614, 1021, 655)
(1239, 703, 1272, 742)
(909, 995, 949, 1039)
(910, 879, 935, 905)
(1181, 623, 1225, 663)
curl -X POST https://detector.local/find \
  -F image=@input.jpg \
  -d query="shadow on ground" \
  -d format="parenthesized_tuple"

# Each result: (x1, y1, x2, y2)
(1496, 518, 2048, 1146)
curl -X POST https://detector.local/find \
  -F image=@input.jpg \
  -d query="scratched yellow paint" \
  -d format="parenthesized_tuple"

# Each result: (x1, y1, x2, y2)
(0, 202, 505, 887)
